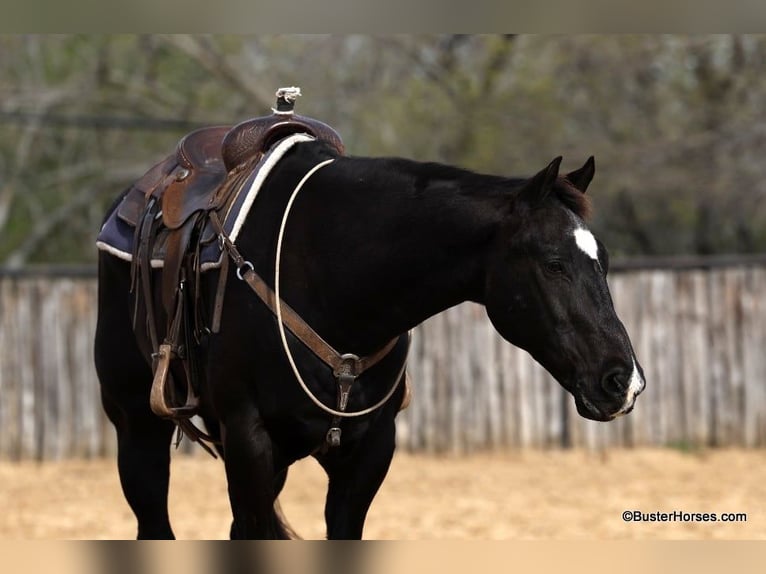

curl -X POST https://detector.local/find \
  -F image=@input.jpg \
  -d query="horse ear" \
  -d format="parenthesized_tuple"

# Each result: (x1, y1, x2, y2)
(565, 156, 595, 193)
(521, 156, 562, 203)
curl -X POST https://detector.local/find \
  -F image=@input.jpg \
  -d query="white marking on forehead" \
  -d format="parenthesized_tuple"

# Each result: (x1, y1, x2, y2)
(573, 227, 599, 261)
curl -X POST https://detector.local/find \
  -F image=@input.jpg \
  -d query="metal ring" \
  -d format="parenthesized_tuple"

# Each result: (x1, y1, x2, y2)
(236, 261, 254, 281)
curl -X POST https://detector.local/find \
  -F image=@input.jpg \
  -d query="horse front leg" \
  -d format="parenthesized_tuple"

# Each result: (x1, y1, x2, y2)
(221, 404, 289, 539)
(316, 412, 397, 539)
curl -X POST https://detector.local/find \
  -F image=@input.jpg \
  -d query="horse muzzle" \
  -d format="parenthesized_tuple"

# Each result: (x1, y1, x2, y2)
(574, 359, 646, 422)
(613, 360, 646, 417)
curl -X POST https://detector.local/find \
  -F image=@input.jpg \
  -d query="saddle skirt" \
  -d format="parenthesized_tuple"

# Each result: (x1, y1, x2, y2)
(96, 132, 315, 270)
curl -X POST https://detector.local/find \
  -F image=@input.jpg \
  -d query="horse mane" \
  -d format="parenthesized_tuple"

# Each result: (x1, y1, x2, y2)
(345, 153, 593, 220)
(555, 176, 592, 220)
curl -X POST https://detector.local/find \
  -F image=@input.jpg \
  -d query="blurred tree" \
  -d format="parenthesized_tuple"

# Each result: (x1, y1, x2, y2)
(1, 34, 766, 265)
(540, 35, 766, 256)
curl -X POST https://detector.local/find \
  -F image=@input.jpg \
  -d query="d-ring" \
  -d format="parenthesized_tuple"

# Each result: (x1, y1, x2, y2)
(236, 261, 254, 281)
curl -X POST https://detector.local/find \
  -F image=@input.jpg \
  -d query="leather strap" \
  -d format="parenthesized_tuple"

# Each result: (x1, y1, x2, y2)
(211, 253, 229, 333)
(137, 198, 161, 352)
(241, 265, 398, 376)
(209, 211, 398, 377)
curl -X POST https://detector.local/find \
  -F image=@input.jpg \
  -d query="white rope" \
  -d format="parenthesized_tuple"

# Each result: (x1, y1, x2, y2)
(274, 159, 408, 418)
(273, 87, 302, 114)
(276, 86, 301, 102)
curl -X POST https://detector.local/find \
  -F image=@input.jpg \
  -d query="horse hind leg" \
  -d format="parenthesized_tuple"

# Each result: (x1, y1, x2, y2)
(272, 468, 300, 538)
(97, 339, 177, 539)
(104, 395, 176, 539)
(95, 257, 176, 539)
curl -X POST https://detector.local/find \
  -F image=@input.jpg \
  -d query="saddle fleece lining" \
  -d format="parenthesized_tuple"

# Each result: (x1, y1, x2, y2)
(96, 133, 315, 271)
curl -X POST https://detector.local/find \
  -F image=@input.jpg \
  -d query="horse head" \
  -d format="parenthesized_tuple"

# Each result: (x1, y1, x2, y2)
(484, 156, 645, 421)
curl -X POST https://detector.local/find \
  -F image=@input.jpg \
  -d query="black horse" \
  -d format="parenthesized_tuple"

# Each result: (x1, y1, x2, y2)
(95, 140, 645, 539)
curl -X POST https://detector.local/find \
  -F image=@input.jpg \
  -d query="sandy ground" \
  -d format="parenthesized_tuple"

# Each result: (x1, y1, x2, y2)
(0, 448, 764, 540)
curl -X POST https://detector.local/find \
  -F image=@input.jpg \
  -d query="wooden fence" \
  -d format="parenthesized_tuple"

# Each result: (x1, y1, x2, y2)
(0, 272, 108, 460)
(2, 260, 766, 459)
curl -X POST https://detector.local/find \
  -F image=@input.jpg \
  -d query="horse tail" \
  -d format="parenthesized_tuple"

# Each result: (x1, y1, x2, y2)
(273, 498, 302, 539)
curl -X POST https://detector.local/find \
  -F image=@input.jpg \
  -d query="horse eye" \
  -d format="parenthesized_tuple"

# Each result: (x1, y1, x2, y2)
(544, 260, 566, 275)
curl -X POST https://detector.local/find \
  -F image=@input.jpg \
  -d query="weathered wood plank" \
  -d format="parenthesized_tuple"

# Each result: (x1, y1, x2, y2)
(0, 278, 18, 458)
(741, 268, 766, 446)
(707, 270, 729, 446)
(723, 269, 746, 445)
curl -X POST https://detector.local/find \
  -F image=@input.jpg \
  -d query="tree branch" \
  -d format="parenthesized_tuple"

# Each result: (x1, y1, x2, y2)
(158, 35, 273, 111)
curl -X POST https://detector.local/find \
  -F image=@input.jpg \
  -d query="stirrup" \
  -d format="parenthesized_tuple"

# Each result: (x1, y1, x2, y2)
(149, 343, 200, 419)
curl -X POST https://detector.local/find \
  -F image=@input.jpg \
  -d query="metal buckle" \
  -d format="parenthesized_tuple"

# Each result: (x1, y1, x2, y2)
(326, 427, 341, 447)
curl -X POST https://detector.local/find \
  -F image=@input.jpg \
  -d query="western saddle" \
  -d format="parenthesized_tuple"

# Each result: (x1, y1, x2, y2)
(124, 88, 344, 449)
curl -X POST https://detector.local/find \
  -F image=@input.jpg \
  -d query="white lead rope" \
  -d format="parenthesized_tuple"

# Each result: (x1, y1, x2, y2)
(274, 158, 409, 418)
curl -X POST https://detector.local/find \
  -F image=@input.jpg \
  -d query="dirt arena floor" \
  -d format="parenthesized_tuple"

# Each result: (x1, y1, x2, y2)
(1, 448, 764, 539)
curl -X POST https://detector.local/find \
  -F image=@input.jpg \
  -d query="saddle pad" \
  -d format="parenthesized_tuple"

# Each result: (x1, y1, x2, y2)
(96, 133, 315, 270)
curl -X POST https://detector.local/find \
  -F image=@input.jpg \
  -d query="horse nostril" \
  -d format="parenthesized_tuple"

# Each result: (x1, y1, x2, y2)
(601, 368, 629, 397)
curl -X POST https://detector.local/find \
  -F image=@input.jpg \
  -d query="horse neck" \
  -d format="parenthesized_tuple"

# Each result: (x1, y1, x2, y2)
(286, 154, 509, 353)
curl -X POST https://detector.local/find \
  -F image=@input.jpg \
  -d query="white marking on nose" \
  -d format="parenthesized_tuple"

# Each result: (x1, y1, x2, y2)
(617, 358, 645, 415)
(574, 228, 599, 261)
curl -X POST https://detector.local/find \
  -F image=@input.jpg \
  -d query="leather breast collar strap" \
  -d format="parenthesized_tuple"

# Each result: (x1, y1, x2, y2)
(210, 210, 409, 448)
